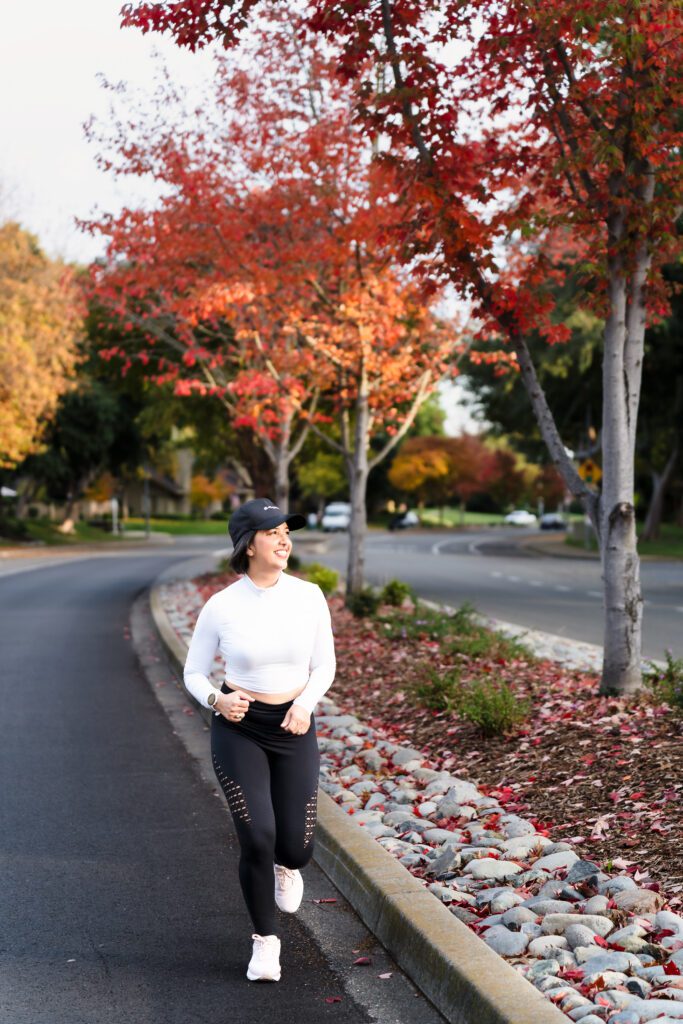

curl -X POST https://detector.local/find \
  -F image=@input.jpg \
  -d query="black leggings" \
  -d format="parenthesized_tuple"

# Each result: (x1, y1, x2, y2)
(210, 684, 320, 936)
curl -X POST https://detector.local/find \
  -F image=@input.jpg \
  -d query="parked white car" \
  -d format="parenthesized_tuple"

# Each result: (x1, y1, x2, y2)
(503, 509, 538, 526)
(321, 501, 352, 531)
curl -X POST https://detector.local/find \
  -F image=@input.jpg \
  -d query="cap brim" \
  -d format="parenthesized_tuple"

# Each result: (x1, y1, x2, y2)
(259, 512, 307, 532)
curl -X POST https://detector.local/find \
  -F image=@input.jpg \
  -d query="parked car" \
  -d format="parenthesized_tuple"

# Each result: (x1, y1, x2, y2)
(321, 501, 352, 531)
(388, 510, 420, 530)
(539, 513, 568, 530)
(503, 509, 538, 526)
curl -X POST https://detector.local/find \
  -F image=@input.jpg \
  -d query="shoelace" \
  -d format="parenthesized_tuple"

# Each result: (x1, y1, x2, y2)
(275, 866, 296, 889)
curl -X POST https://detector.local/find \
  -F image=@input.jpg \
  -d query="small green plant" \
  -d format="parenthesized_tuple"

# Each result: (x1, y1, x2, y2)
(644, 650, 683, 712)
(380, 579, 414, 607)
(412, 666, 462, 712)
(346, 587, 380, 618)
(287, 552, 302, 572)
(304, 562, 339, 595)
(455, 677, 531, 737)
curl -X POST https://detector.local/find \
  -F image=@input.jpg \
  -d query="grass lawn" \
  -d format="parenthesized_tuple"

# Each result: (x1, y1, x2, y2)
(566, 522, 683, 559)
(0, 519, 126, 546)
(419, 508, 505, 527)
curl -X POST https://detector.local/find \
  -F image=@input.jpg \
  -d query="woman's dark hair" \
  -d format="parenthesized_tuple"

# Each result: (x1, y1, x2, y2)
(229, 530, 256, 575)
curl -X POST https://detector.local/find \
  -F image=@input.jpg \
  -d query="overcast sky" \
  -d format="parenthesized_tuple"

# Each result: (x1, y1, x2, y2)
(0, 0, 481, 433)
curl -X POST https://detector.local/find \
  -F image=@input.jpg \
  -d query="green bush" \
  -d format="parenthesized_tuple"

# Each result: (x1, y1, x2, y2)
(346, 587, 380, 618)
(380, 579, 414, 607)
(304, 562, 339, 595)
(455, 677, 530, 736)
(644, 650, 683, 712)
(412, 667, 462, 712)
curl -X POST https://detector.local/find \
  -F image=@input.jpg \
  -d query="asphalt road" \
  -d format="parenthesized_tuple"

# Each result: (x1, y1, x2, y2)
(315, 528, 683, 661)
(0, 547, 444, 1024)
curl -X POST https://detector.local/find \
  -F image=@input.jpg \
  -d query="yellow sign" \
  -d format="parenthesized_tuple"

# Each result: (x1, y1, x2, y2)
(578, 459, 602, 484)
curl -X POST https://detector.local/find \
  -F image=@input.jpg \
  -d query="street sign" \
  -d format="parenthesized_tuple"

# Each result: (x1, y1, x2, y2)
(578, 459, 602, 484)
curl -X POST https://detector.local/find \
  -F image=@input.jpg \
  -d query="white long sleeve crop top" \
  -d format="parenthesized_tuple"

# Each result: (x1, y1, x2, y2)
(183, 571, 336, 715)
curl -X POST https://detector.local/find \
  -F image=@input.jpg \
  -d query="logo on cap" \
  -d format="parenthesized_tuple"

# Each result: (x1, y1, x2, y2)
(263, 505, 279, 510)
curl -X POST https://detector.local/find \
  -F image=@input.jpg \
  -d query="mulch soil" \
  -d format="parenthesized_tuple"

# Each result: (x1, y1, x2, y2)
(194, 570, 683, 910)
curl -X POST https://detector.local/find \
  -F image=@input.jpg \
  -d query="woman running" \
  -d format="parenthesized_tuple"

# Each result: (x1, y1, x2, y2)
(183, 497, 336, 981)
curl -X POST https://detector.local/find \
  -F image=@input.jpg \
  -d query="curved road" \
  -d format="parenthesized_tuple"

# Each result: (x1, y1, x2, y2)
(318, 529, 683, 661)
(0, 546, 443, 1024)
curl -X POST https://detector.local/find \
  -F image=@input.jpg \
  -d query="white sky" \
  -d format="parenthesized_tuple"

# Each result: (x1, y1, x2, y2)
(0, 0, 481, 433)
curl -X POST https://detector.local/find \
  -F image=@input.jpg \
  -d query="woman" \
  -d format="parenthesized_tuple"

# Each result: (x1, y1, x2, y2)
(184, 497, 336, 982)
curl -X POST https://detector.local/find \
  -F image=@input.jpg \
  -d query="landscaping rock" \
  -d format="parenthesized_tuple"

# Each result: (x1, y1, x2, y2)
(580, 895, 610, 915)
(526, 958, 561, 982)
(613, 887, 664, 914)
(528, 935, 569, 958)
(598, 875, 638, 895)
(501, 906, 539, 927)
(426, 847, 461, 879)
(577, 951, 641, 975)
(498, 814, 537, 838)
(565, 860, 604, 885)
(391, 747, 425, 766)
(542, 914, 614, 938)
(564, 923, 601, 949)
(533, 850, 580, 873)
(483, 925, 529, 957)
(464, 857, 524, 881)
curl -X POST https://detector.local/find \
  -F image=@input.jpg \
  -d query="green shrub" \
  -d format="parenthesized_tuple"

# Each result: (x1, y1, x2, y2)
(346, 587, 380, 618)
(455, 677, 530, 736)
(380, 579, 414, 607)
(287, 553, 302, 572)
(412, 667, 462, 712)
(304, 562, 339, 595)
(644, 650, 683, 712)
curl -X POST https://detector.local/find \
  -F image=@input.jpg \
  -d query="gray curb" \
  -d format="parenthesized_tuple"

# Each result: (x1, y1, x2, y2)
(149, 584, 568, 1024)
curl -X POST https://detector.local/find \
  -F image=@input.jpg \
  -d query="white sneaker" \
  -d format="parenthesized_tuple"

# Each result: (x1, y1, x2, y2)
(274, 864, 304, 912)
(246, 933, 281, 981)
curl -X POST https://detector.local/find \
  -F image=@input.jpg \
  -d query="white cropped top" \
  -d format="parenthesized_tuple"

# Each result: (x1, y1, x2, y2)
(183, 571, 336, 714)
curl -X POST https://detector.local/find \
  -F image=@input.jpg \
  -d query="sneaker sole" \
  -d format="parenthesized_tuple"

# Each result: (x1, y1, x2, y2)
(246, 969, 281, 981)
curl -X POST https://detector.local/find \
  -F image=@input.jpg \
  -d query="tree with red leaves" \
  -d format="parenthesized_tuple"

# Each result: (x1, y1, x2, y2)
(121, 0, 683, 693)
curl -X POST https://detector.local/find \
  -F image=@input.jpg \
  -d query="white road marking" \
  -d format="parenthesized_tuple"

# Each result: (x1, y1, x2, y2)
(555, 585, 571, 592)
(529, 580, 543, 587)
(490, 571, 503, 578)
(676, 607, 683, 614)
(587, 590, 603, 598)
(212, 548, 230, 557)
(507, 575, 520, 582)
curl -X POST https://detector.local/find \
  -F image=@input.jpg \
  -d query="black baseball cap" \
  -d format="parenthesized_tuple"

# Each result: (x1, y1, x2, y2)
(228, 497, 306, 547)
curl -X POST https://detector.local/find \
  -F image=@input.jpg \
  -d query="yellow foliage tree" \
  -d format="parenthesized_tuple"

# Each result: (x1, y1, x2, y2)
(0, 223, 82, 467)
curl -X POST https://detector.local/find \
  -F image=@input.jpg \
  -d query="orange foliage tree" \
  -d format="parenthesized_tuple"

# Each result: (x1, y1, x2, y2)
(0, 223, 82, 468)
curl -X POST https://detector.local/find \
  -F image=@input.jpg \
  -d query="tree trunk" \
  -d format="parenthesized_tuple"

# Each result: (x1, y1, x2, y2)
(641, 447, 679, 542)
(273, 444, 290, 512)
(346, 380, 370, 599)
(598, 222, 644, 695)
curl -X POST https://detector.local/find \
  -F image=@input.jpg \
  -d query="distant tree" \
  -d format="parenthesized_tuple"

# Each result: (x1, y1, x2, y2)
(0, 223, 81, 467)
(296, 451, 347, 518)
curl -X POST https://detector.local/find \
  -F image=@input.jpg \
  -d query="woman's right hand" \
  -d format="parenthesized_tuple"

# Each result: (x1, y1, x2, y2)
(214, 688, 254, 723)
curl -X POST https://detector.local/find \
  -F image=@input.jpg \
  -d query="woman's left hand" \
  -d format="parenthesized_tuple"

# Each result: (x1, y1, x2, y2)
(281, 705, 311, 735)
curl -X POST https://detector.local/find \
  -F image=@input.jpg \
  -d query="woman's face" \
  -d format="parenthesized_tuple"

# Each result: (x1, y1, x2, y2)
(247, 523, 292, 572)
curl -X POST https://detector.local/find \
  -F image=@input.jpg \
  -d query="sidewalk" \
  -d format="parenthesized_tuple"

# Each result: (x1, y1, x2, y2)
(150, 571, 683, 1024)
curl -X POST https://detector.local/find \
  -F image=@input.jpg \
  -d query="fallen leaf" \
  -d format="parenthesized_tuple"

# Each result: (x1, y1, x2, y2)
(353, 956, 372, 966)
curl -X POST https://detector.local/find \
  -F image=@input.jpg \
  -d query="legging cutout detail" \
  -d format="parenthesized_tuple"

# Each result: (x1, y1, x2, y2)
(212, 753, 251, 824)
(303, 790, 317, 847)
(211, 690, 320, 936)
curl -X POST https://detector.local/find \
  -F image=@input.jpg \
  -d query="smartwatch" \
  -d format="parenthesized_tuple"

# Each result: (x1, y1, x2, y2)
(207, 691, 219, 709)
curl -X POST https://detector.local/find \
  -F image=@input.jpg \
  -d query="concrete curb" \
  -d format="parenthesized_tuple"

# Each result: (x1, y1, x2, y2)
(149, 583, 568, 1024)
